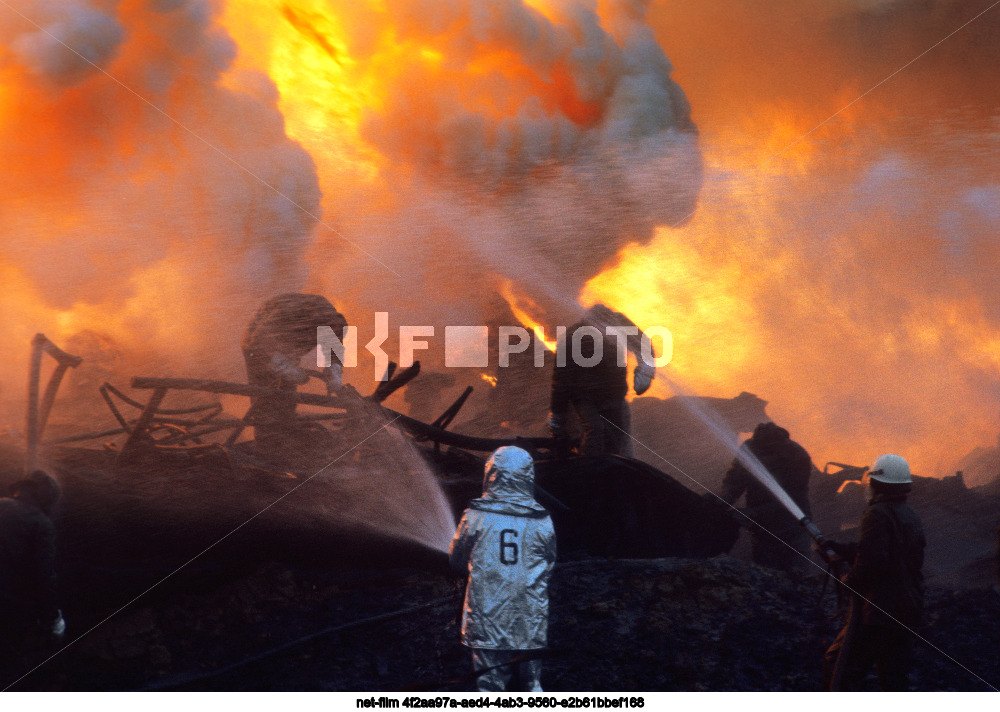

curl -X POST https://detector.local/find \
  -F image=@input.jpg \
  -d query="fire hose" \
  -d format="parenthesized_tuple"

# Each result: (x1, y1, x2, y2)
(725, 445, 857, 690)
(800, 517, 857, 691)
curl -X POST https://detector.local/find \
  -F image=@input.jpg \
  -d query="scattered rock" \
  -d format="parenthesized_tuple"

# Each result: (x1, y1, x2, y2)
(12, 556, 995, 691)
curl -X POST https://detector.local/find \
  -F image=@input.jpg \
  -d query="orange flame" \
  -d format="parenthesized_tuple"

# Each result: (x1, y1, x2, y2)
(4, 0, 1000, 489)
(498, 281, 556, 352)
(480, 373, 498, 387)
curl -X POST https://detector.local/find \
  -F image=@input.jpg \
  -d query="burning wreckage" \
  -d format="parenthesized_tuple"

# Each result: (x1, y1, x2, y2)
(19, 319, 997, 582)
(6, 324, 1000, 693)
(13, 329, 742, 580)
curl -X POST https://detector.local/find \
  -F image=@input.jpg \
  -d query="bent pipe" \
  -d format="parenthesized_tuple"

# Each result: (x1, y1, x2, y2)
(130, 376, 559, 453)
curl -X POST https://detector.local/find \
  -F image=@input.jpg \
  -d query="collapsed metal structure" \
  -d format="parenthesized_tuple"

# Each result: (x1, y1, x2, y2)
(25, 334, 740, 566)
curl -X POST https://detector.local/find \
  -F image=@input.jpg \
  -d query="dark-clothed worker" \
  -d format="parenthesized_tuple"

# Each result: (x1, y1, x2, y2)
(449, 447, 557, 692)
(721, 421, 814, 574)
(821, 454, 926, 691)
(547, 304, 657, 456)
(0, 471, 65, 682)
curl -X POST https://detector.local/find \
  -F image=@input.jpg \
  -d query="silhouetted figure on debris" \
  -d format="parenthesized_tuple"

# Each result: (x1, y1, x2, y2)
(721, 421, 814, 574)
(242, 293, 348, 453)
(0, 471, 65, 683)
(547, 304, 657, 456)
(449, 447, 557, 692)
(820, 454, 926, 691)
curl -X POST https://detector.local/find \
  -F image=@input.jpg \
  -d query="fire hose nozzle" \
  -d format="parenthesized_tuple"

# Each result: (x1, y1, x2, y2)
(800, 516, 848, 570)
(799, 516, 824, 543)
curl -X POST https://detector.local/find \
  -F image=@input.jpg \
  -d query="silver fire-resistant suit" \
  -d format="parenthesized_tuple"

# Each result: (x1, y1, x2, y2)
(242, 293, 347, 452)
(449, 447, 557, 692)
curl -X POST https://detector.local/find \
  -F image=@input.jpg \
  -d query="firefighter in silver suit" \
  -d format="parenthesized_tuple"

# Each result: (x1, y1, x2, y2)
(449, 447, 557, 692)
(242, 293, 347, 452)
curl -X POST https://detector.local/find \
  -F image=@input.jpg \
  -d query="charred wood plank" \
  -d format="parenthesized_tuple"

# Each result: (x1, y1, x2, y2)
(116, 387, 169, 465)
(43, 427, 129, 445)
(26, 338, 44, 471)
(130, 377, 360, 411)
(369, 361, 421, 403)
(99, 383, 132, 431)
(130, 375, 553, 452)
(430, 386, 473, 431)
(101, 382, 223, 416)
(35, 333, 84, 368)
(383, 408, 557, 452)
(38, 363, 74, 436)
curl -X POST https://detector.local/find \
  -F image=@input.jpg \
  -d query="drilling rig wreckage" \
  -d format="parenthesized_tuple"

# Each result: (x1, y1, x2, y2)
(22, 333, 741, 571)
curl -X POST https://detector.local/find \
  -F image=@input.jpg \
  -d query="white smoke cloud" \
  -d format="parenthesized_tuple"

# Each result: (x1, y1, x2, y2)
(316, 0, 702, 326)
(9, 1, 124, 86)
(0, 0, 322, 392)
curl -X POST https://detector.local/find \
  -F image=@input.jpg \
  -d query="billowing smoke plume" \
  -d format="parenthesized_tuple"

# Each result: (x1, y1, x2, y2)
(0, 0, 321, 421)
(581, 0, 1000, 483)
(17, 0, 1000, 492)
(9, 1, 124, 86)
(2, 0, 703, 425)
(226, 0, 703, 328)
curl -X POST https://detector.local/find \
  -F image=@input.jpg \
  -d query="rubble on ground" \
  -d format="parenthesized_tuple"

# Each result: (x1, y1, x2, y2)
(8, 556, 997, 691)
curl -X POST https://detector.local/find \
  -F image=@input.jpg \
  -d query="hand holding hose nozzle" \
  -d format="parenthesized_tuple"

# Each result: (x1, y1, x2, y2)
(801, 515, 867, 691)
(801, 517, 852, 576)
(39, 610, 66, 642)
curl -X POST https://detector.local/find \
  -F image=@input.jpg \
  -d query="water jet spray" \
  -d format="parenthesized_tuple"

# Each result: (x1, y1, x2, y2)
(651, 370, 842, 563)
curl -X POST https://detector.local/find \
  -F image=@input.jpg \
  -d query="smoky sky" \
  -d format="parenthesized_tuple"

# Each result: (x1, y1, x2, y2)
(598, 0, 1000, 482)
(3, 0, 1000, 482)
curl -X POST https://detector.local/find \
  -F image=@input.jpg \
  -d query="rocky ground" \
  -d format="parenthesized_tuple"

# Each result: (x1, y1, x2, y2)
(6, 555, 998, 692)
(2, 401, 998, 694)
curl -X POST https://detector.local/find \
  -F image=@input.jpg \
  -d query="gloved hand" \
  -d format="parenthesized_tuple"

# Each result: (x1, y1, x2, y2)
(269, 353, 309, 385)
(633, 361, 656, 395)
(44, 610, 66, 641)
(815, 538, 851, 559)
(546, 412, 566, 438)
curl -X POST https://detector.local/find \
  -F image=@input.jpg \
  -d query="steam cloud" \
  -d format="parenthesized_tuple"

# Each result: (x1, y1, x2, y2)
(10, 2, 124, 86)
(7, 0, 999, 487)
(292, 0, 703, 327)
(0, 0, 321, 420)
(586, 0, 1000, 482)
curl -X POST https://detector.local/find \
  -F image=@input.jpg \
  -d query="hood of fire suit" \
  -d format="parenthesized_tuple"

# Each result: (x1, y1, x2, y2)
(472, 446, 548, 517)
(244, 293, 347, 355)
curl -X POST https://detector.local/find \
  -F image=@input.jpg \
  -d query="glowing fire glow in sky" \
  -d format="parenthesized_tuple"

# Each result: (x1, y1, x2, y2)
(3, 0, 1000, 485)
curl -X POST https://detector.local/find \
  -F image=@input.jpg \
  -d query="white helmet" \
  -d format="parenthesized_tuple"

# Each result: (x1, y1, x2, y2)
(868, 454, 912, 484)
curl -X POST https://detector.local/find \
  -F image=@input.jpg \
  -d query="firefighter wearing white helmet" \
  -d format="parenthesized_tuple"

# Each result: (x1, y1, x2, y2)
(821, 453, 926, 690)
(867, 453, 912, 484)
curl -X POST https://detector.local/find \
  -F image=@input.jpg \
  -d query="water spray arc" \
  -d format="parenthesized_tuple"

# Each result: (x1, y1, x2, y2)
(637, 371, 866, 691)
(644, 372, 840, 561)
